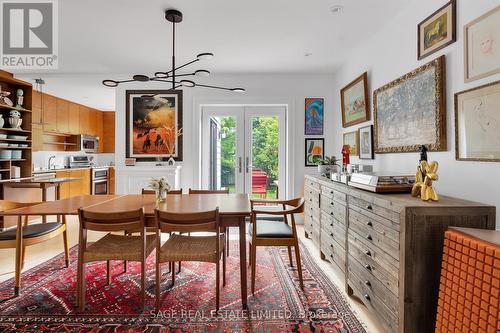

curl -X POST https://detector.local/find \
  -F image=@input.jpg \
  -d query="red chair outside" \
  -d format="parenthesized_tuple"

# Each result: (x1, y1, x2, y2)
(252, 169, 268, 198)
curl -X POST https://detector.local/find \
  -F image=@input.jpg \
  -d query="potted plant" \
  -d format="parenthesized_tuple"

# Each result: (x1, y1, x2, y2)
(317, 156, 340, 176)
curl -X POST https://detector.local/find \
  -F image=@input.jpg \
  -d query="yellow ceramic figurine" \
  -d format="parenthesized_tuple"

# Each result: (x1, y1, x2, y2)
(412, 160, 439, 201)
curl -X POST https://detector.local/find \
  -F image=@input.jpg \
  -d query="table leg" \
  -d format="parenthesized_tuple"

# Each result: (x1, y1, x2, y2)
(238, 216, 248, 309)
(56, 184, 61, 223)
(15, 216, 23, 296)
(42, 188, 47, 223)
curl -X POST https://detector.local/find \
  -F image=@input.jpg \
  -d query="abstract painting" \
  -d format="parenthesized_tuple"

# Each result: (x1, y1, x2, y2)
(304, 138, 324, 167)
(359, 125, 374, 159)
(464, 5, 500, 82)
(305, 98, 324, 135)
(343, 131, 359, 156)
(126, 90, 183, 161)
(418, 0, 456, 60)
(373, 55, 446, 153)
(455, 80, 500, 162)
(341, 72, 369, 128)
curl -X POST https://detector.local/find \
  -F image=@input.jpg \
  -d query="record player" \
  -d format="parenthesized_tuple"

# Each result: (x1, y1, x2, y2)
(348, 172, 416, 193)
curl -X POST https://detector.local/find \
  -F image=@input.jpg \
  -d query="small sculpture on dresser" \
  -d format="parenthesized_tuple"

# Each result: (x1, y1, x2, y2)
(411, 146, 439, 201)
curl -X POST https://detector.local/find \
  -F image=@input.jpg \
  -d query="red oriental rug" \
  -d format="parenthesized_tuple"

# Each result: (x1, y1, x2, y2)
(0, 241, 367, 332)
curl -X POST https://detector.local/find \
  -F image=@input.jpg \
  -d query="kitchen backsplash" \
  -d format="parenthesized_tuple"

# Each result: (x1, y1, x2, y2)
(32, 152, 115, 171)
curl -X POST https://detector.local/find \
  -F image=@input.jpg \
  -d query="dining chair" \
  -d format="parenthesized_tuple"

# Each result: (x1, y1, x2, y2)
(188, 188, 230, 257)
(76, 207, 155, 311)
(154, 207, 225, 311)
(141, 188, 183, 195)
(249, 198, 305, 293)
(0, 200, 70, 296)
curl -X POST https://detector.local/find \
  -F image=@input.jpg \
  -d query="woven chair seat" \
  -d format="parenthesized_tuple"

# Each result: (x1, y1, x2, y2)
(83, 233, 156, 263)
(159, 234, 224, 263)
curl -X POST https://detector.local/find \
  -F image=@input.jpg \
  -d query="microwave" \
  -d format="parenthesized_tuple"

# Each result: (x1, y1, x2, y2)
(80, 135, 100, 153)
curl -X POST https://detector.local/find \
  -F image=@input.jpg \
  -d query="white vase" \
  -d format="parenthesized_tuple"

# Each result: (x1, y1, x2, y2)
(155, 189, 167, 203)
(0, 115, 4, 128)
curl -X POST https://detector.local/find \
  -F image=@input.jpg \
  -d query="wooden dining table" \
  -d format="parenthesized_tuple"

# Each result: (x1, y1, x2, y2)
(1, 193, 252, 308)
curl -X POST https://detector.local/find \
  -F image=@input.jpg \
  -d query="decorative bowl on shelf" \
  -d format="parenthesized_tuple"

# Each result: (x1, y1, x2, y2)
(6, 135, 28, 140)
(8, 117, 22, 128)
(0, 134, 7, 139)
(0, 150, 12, 159)
(11, 150, 22, 159)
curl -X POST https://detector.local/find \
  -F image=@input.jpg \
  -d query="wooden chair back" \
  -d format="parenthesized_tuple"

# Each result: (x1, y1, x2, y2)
(155, 208, 220, 234)
(251, 197, 305, 236)
(188, 188, 229, 194)
(78, 207, 145, 233)
(142, 188, 183, 195)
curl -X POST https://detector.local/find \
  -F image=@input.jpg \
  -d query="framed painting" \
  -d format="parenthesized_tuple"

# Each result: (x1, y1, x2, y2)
(455, 80, 500, 162)
(373, 55, 446, 153)
(417, 0, 456, 60)
(343, 131, 359, 156)
(358, 125, 374, 159)
(305, 98, 324, 135)
(464, 5, 500, 82)
(304, 138, 324, 167)
(341, 72, 369, 128)
(126, 90, 183, 161)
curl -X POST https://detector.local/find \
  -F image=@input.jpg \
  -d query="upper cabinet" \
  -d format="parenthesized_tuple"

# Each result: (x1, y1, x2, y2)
(68, 102, 80, 134)
(42, 94, 57, 132)
(102, 112, 115, 153)
(56, 99, 69, 133)
(79, 105, 90, 135)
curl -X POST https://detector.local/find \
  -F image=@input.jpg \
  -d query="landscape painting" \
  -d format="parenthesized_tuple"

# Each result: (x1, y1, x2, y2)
(304, 138, 324, 166)
(341, 72, 369, 128)
(305, 98, 324, 135)
(126, 90, 183, 161)
(373, 56, 446, 153)
(455, 80, 500, 161)
(418, 0, 456, 60)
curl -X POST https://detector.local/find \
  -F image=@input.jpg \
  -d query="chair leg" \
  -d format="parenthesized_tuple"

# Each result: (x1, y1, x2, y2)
(123, 261, 127, 273)
(63, 229, 70, 268)
(287, 246, 294, 267)
(171, 262, 176, 285)
(14, 237, 23, 297)
(226, 228, 229, 257)
(248, 242, 252, 267)
(156, 262, 161, 311)
(21, 246, 26, 270)
(215, 259, 220, 311)
(140, 261, 145, 311)
(178, 261, 181, 274)
(294, 243, 304, 291)
(222, 246, 226, 287)
(78, 262, 86, 311)
(106, 260, 112, 285)
(251, 243, 257, 294)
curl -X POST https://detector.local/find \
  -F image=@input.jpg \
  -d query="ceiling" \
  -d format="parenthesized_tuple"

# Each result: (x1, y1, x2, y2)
(13, 0, 408, 108)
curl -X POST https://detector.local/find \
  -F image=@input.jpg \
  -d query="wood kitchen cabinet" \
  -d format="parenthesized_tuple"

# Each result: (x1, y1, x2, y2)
(56, 170, 71, 199)
(42, 94, 57, 132)
(32, 124, 43, 152)
(56, 169, 91, 199)
(89, 109, 98, 136)
(68, 102, 80, 134)
(31, 90, 42, 125)
(56, 99, 69, 133)
(102, 112, 115, 153)
(79, 106, 90, 135)
(95, 111, 104, 151)
(108, 167, 115, 194)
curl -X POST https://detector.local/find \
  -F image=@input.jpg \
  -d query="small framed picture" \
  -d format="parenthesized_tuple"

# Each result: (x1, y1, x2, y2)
(358, 125, 374, 159)
(417, 0, 456, 60)
(304, 138, 324, 167)
(343, 131, 359, 156)
(341, 72, 370, 128)
(304, 98, 324, 135)
(455, 80, 500, 161)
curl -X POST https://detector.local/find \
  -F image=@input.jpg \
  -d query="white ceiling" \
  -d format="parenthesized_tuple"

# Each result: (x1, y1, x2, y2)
(13, 0, 409, 109)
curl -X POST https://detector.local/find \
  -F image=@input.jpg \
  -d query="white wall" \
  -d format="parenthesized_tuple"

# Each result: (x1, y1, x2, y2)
(330, 0, 500, 228)
(114, 74, 336, 198)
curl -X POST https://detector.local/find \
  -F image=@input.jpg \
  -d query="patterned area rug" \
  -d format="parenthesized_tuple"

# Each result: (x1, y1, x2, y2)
(0, 241, 366, 332)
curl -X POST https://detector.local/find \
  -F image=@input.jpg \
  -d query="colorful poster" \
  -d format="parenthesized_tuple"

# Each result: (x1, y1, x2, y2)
(305, 98, 324, 135)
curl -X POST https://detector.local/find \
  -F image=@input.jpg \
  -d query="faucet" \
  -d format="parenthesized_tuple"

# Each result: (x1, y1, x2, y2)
(48, 155, 56, 170)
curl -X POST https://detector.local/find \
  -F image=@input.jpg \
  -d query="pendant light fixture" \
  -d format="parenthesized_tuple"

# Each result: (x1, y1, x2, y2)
(102, 9, 245, 93)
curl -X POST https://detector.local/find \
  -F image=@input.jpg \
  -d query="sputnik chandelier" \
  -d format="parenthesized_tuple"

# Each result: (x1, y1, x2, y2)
(102, 9, 245, 93)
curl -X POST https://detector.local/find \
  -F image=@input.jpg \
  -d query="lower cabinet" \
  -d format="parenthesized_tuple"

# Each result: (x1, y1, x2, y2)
(56, 169, 91, 199)
(303, 175, 496, 333)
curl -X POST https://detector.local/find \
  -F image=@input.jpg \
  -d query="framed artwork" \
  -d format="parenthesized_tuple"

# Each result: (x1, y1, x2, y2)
(126, 90, 183, 161)
(340, 72, 369, 128)
(417, 0, 456, 60)
(343, 131, 359, 156)
(455, 80, 500, 162)
(464, 5, 500, 82)
(358, 125, 374, 159)
(373, 55, 446, 153)
(304, 138, 324, 167)
(304, 98, 324, 135)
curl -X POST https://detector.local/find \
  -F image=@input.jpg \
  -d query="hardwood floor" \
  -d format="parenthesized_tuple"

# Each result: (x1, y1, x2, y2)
(0, 217, 384, 332)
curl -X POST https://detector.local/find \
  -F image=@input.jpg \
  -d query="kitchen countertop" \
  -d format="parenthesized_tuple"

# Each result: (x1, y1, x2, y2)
(33, 166, 113, 174)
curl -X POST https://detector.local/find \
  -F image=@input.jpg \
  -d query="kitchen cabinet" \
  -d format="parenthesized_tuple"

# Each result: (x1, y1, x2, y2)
(96, 111, 104, 151)
(89, 109, 98, 136)
(56, 99, 69, 133)
(108, 167, 115, 194)
(31, 90, 42, 125)
(79, 106, 90, 135)
(56, 170, 71, 199)
(68, 103, 80, 134)
(102, 112, 115, 153)
(56, 168, 91, 199)
(32, 124, 43, 152)
(42, 94, 57, 132)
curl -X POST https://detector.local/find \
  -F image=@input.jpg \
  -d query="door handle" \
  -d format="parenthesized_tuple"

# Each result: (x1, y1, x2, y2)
(237, 157, 242, 173)
(245, 157, 253, 173)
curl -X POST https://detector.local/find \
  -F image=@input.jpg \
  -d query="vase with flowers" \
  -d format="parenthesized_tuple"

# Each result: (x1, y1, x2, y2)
(148, 176, 171, 203)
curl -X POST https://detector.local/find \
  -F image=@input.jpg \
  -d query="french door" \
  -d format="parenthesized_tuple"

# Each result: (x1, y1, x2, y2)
(201, 105, 286, 199)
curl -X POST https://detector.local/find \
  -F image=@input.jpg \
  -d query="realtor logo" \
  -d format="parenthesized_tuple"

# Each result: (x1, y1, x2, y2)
(1, 0, 58, 69)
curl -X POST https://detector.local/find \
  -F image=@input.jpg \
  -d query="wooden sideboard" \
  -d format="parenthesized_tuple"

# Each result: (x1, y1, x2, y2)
(303, 175, 496, 333)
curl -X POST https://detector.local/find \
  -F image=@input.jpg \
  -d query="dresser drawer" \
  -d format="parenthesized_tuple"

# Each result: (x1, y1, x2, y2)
(320, 195, 346, 220)
(348, 194, 401, 223)
(348, 269, 399, 333)
(349, 207, 399, 244)
(321, 186, 347, 203)
(321, 213, 346, 248)
(349, 212, 399, 259)
(349, 204, 400, 232)
(304, 185, 320, 198)
(304, 178, 320, 192)
(321, 231, 345, 272)
(348, 231, 399, 285)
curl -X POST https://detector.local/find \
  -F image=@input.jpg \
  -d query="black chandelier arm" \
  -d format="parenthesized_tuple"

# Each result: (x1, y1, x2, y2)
(172, 73, 196, 78)
(194, 83, 233, 91)
(164, 58, 199, 76)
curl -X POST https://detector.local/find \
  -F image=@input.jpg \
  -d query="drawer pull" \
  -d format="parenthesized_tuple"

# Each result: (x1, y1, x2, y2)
(364, 280, 371, 287)
(330, 233, 333, 237)
(366, 234, 373, 241)
(330, 202, 334, 206)
(366, 221, 373, 227)
(309, 198, 312, 202)
(330, 212, 334, 216)
(363, 294, 371, 301)
(330, 191, 333, 194)
(330, 223, 333, 227)
(364, 250, 372, 256)
(309, 191, 312, 194)
(330, 244, 333, 248)
(364, 264, 372, 271)
(366, 205, 373, 210)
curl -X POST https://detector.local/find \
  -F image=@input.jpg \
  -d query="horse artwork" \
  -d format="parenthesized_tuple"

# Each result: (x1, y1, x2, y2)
(418, 0, 456, 60)
(340, 72, 369, 128)
(126, 90, 183, 161)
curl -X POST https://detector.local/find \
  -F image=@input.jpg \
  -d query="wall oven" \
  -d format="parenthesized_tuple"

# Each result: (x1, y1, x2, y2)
(80, 135, 100, 153)
(92, 167, 109, 195)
